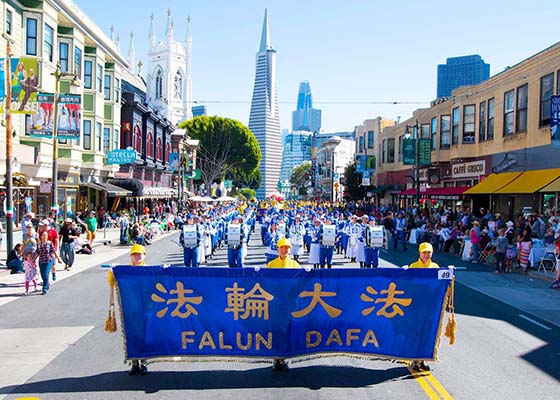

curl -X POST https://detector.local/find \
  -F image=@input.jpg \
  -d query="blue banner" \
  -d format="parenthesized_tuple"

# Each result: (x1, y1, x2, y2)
(113, 267, 452, 362)
(552, 95, 560, 141)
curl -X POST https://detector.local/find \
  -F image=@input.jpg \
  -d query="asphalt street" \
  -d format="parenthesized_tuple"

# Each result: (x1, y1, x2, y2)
(0, 226, 558, 400)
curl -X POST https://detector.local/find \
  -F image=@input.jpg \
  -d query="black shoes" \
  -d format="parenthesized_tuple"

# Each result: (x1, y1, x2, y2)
(129, 361, 148, 375)
(411, 360, 430, 372)
(272, 358, 289, 372)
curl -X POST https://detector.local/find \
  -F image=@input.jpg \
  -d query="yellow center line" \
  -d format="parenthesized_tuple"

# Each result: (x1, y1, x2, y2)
(406, 363, 454, 400)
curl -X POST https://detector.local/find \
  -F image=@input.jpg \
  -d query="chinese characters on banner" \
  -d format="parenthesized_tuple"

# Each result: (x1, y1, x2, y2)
(113, 267, 453, 362)
(0, 57, 39, 114)
(30, 93, 81, 139)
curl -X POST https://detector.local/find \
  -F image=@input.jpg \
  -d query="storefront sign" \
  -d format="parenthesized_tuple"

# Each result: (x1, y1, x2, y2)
(106, 149, 138, 165)
(452, 160, 486, 178)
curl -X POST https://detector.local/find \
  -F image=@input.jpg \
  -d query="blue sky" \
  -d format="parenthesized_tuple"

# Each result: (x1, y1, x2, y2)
(77, 0, 560, 133)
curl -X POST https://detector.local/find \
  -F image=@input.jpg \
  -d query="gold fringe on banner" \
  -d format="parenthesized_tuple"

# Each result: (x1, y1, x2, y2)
(444, 277, 456, 345)
(105, 270, 117, 333)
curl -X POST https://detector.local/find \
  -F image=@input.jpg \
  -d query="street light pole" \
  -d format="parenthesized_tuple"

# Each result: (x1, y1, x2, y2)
(3, 33, 15, 254)
(404, 120, 421, 209)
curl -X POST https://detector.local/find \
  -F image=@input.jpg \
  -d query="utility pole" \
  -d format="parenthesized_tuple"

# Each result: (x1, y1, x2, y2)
(3, 33, 14, 254)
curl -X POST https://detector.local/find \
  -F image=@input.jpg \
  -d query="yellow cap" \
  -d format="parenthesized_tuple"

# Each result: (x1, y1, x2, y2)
(130, 244, 146, 255)
(419, 242, 433, 253)
(277, 237, 291, 248)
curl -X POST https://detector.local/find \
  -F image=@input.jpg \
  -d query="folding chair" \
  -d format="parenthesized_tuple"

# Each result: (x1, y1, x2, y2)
(479, 242, 495, 264)
(537, 248, 557, 273)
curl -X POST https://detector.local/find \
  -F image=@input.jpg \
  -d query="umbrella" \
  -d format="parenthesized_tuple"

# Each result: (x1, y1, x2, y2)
(216, 195, 238, 202)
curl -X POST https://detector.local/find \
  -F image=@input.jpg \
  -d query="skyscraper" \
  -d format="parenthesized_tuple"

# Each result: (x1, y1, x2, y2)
(437, 55, 490, 98)
(248, 9, 282, 199)
(280, 130, 313, 182)
(292, 81, 321, 132)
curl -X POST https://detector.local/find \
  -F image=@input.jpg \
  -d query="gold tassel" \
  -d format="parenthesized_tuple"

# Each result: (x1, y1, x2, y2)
(444, 277, 456, 345)
(105, 270, 117, 333)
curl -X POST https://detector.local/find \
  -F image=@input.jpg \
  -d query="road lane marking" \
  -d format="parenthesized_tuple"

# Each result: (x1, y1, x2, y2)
(518, 314, 552, 330)
(407, 363, 454, 399)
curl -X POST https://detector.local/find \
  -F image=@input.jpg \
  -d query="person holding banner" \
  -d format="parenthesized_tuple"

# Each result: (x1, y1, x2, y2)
(363, 216, 384, 268)
(226, 215, 245, 268)
(408, 241, 440, 372)
(128, 244, 148, 375)
(289, 215, 306, 262)
(179, 215, 201, 267)
(266, 237, 300, 372)
(319, 217, 337, 268)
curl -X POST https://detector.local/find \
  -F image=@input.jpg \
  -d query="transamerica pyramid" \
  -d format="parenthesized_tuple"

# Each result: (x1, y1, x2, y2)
(248, 9, 282, 199)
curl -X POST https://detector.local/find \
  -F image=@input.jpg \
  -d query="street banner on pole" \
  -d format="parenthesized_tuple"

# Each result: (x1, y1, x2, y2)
(56, 94, 81, 139)
(110, 267, 454, 364)
(403, 139, 415, 165)
(0, 57, 39, 114)
(551, 95, 560, 141)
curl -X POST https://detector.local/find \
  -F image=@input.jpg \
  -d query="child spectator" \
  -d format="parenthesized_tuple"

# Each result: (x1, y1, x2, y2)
(505, 234, 517, 273)
(23, 252, 38, 295)
(518, 232, 532, 275)
(495, 228, 507, 274)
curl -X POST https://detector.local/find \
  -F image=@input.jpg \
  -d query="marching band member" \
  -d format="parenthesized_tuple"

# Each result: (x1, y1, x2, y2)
(178, 214, 201, 267)
(363, 216, 384, 268)
(226, 215, 245, 268)
(345, 215, 362, 263)
(289, 215, 306, 262)
(319, 217, 337, 268)
(308, 218, 322, 268)
(264, 220, 284, 264)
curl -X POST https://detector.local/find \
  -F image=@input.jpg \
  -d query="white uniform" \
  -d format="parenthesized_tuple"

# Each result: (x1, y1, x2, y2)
(290, 222, 306, 256)
(346, 222, 363, 259)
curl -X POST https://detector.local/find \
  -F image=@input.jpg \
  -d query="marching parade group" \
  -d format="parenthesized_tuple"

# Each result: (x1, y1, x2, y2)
(176, 204, 386, 270)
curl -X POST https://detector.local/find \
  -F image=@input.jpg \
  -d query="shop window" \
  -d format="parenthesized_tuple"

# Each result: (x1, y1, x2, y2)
(479, 101, 486, 141)
(452, 107, 459, 145)
(516, 84, 528, 133)
(503, 89, 514, 135)
(540, 73, 554, 126)
(462, 105, 475, 143)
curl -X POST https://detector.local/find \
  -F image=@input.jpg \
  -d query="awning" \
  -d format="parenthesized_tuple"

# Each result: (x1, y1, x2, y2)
(108, 179, 144, 197)
(428, 187, 470, 196)
(539, 177, 560, 192)
(105, 182, 132, 196)
(143, 187, 178, 198)
(494, 168, 560, 194)
(80, 181, 106, 191)
(464, 172, 523, 195)
(369, 185, 392, 194)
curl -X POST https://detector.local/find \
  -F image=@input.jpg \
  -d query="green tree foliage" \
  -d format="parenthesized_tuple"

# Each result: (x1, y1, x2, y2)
(289, 161, 311, 187)
(179, 116, 261, 191)
(227, 166, 262, 190)
(344, 162, 365, 201)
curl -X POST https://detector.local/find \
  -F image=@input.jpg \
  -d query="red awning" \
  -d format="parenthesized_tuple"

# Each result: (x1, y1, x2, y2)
(399, 187, 470, 196)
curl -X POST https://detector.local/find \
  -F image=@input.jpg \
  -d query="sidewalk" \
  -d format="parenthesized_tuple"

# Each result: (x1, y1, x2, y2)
(381, 244, 560, 328)
(0, 228, 177, 307)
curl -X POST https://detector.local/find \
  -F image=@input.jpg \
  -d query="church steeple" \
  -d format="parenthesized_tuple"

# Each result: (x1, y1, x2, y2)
(184, 15, 193, 120)
(259, 8, 272, 51)
(165, 9, 174, 40)
(149, 13, 156, 48)
(128, 31, 135, 73)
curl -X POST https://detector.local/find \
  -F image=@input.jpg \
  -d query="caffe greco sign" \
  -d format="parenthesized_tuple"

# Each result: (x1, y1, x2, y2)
(451, 160, 485, 178)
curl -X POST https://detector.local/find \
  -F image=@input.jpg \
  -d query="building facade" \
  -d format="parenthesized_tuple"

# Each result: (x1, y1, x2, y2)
(279, 130, 312, 182)
(315, 137, 355, 202)
(292, 81, 321, 133)
(437, 55, 490, 98)
(375, 41, 560, 218)
(0, 0, 127, 220)
(248, 9, 281, 199)
(145, 11, 193, 126)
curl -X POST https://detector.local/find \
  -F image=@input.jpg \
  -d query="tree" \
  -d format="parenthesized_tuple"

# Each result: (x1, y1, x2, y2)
(179, 116, 261, 192)
(344, 162, 365, 201)
(290, 161, 311, 187)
